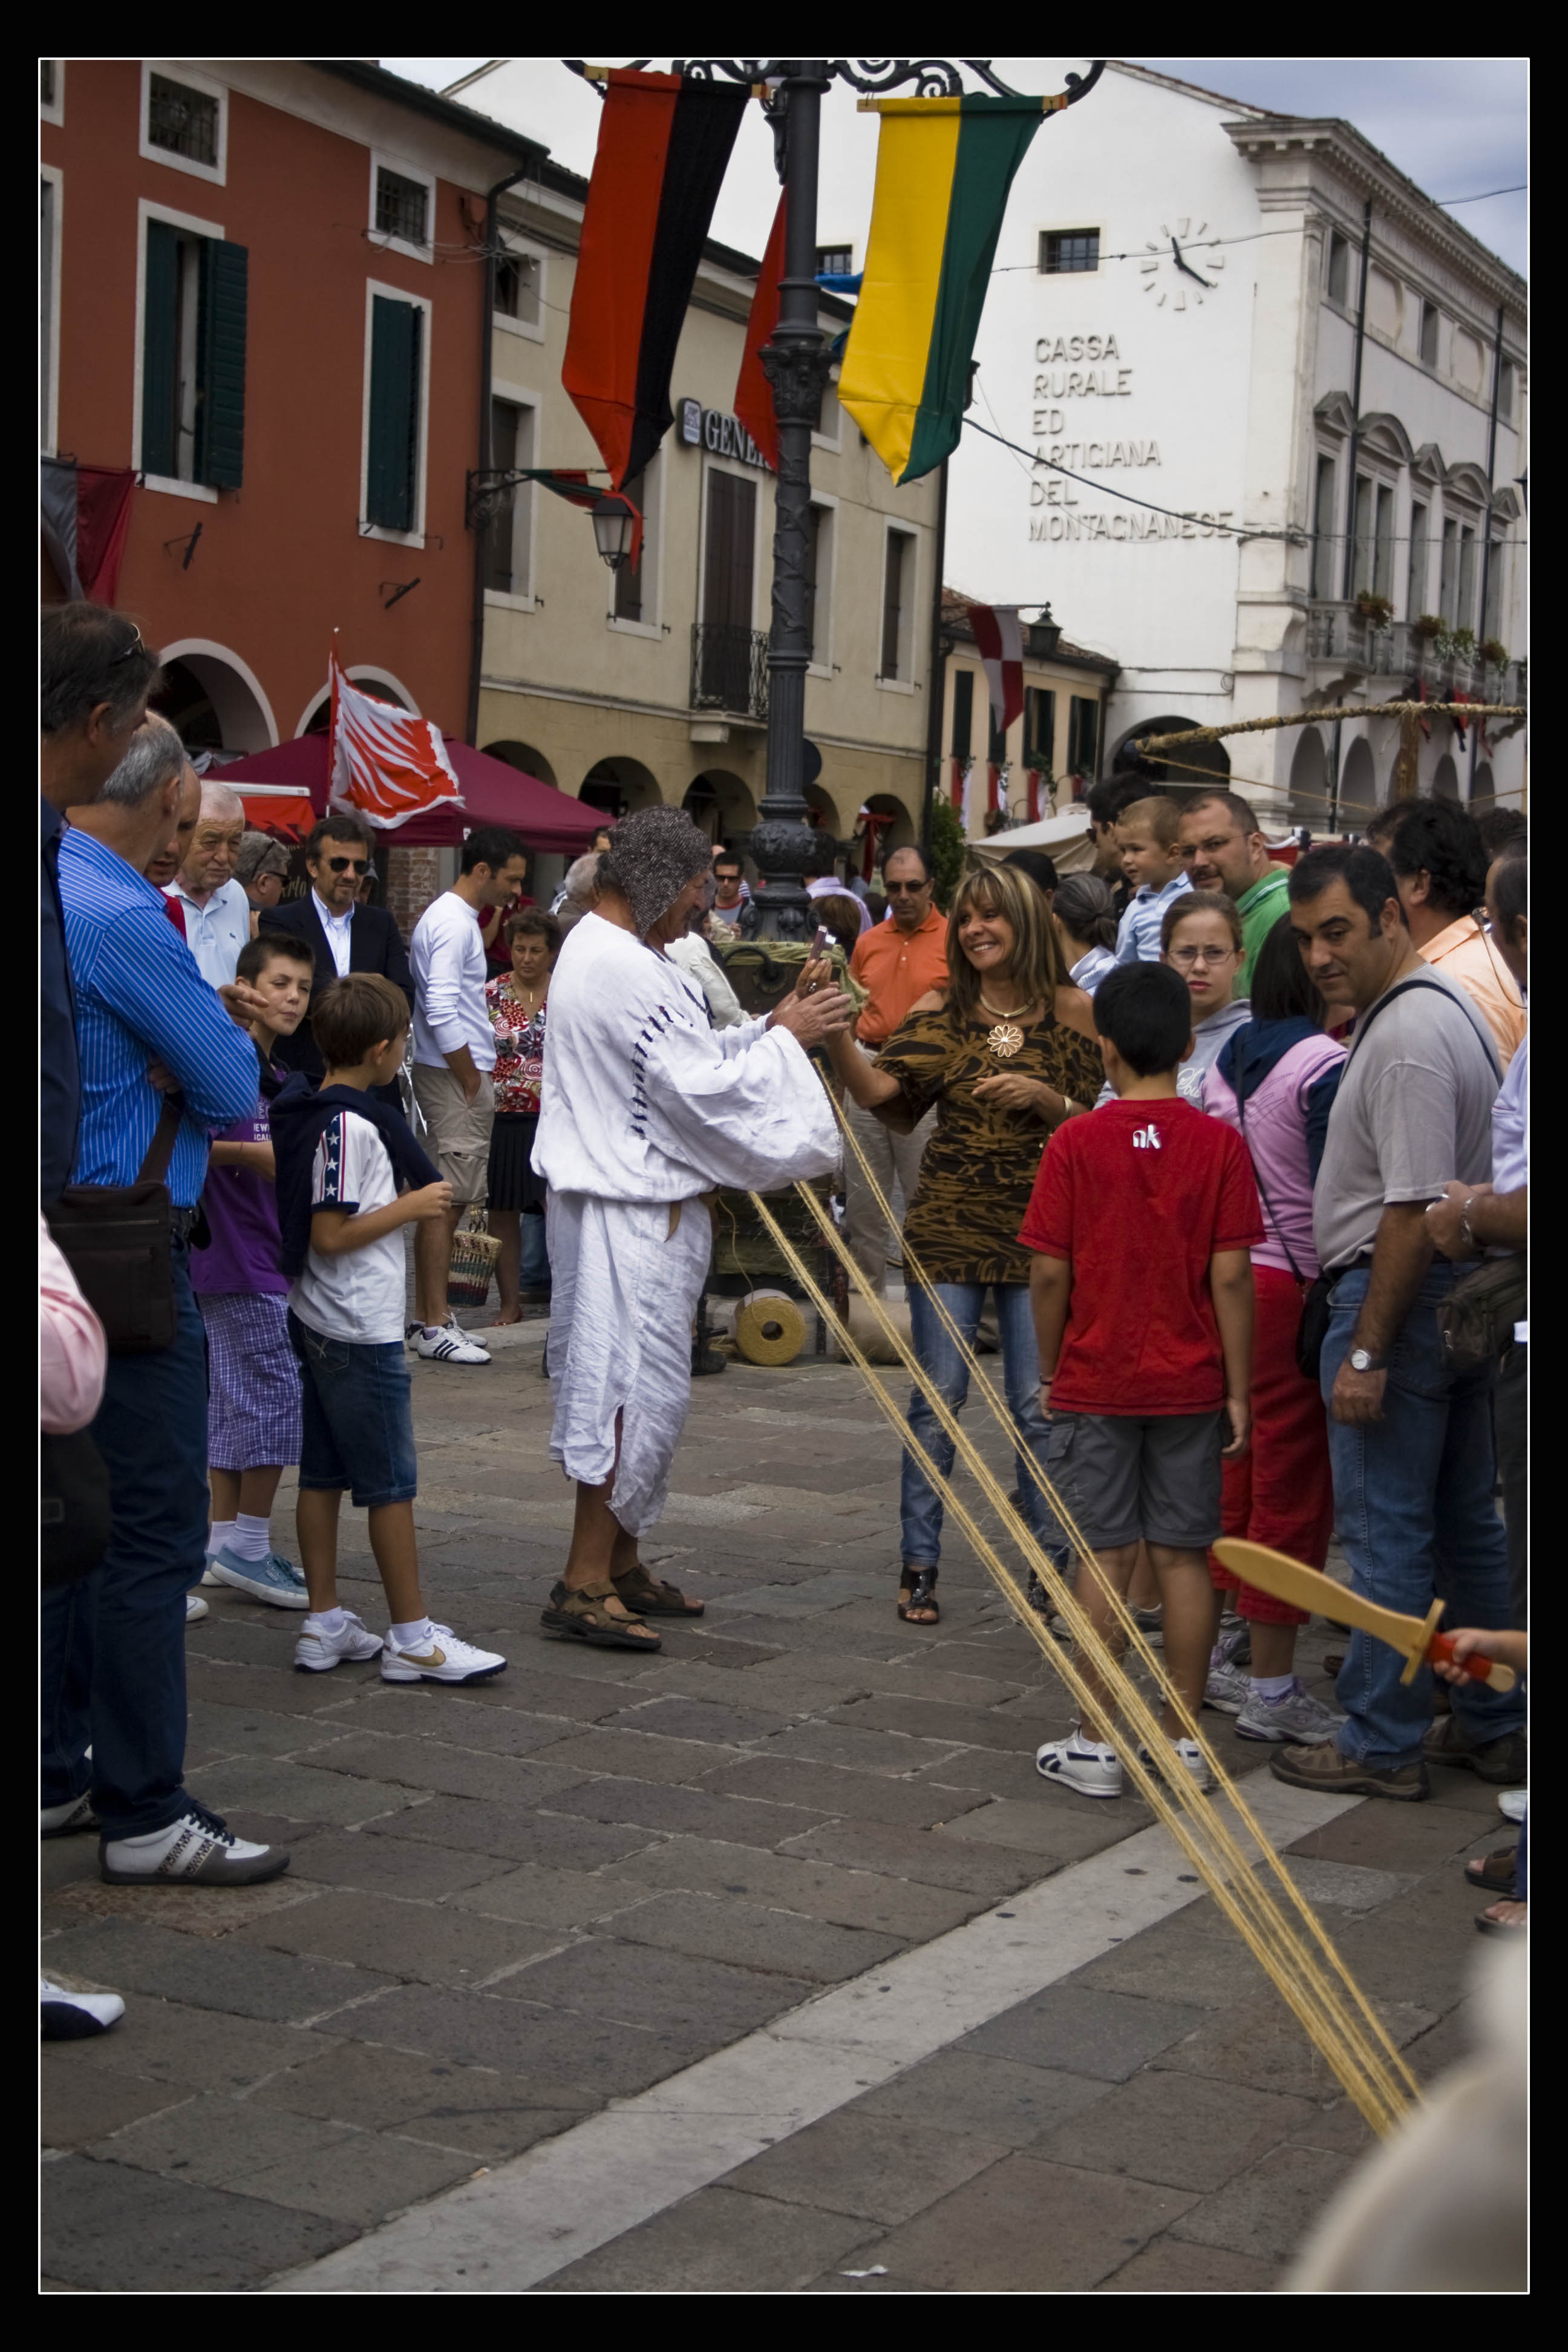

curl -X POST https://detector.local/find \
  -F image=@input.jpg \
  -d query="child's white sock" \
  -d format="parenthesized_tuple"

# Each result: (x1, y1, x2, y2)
(309, 1606, 348, 1635)
(1251, 1673, 1296, 1702)
(207, 1520, 236, 1558)
(230, 1513, 272, 1563)
(390, 1617, 436, 1650)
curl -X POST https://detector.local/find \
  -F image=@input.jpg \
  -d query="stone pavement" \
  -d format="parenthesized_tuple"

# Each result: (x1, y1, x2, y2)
(41, 1327, 1512, 2293)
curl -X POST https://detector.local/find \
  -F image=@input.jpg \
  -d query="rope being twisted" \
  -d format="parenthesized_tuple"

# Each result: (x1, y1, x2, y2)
(742, 1087, 1419, 2132)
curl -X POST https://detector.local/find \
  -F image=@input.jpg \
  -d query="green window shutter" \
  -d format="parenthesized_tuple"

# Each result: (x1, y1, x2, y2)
(367, 296, 421, 531)
(141, 220, 180, 477)
(196, 240, 247, 488)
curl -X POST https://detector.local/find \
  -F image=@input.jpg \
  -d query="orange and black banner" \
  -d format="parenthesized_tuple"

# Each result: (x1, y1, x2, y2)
(564, 70, 749, 489)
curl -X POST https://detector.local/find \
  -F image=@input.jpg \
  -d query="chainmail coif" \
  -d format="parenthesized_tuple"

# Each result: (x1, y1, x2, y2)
(598, 805, 714, 939)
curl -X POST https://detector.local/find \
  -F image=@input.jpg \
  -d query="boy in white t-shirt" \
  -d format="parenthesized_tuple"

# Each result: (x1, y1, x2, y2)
(273, 973, 507, 1684)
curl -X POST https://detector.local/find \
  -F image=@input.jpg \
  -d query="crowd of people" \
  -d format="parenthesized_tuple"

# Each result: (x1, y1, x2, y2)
(39, 595, 1527, 2050)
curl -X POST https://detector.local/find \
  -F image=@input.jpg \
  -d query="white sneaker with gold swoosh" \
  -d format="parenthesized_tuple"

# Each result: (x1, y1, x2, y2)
(380, 1625, 507, 1685)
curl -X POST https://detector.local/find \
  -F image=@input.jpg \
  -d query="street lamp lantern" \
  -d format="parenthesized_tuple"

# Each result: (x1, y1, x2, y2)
(1028, 607, 1062, 659)
(590, 493, 638, 570)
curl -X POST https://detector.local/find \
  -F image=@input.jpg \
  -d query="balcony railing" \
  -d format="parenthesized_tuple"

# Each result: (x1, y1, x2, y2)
(691, 624, 769, 721)
(1305, 605, 1524, 706)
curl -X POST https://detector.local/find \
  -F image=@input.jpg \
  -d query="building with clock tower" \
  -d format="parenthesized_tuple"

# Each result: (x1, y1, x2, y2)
(944, 60, 1527, 824)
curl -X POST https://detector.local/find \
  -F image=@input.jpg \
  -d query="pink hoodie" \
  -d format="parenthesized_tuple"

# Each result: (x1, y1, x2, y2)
(1202, 1033, 1346, 1279)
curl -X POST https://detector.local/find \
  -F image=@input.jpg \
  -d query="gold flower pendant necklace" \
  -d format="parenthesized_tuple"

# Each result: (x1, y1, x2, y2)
(978, 992, 1039, 1059)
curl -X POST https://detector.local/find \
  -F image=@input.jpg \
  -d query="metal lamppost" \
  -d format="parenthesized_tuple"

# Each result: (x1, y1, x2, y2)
(682, 59, 1103, 934)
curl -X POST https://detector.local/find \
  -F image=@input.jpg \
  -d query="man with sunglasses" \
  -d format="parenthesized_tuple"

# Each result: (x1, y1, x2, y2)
(259, 815, 413, 1112)
(843, 844, 949, 1295)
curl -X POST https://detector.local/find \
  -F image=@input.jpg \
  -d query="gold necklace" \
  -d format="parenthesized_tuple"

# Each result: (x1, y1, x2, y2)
(976, 991, 1038, 1059)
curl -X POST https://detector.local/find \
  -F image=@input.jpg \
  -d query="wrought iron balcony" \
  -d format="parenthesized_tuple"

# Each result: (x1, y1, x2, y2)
(1305, 603, 1413, 678)
(691, 624, 769, 721)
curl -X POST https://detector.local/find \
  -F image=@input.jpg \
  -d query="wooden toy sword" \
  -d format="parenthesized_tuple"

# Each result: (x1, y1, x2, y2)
(1212, 1540, 1518, 1693)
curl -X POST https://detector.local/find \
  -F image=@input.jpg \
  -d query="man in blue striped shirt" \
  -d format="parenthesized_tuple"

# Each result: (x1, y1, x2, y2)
(42, 719, 292, 1887)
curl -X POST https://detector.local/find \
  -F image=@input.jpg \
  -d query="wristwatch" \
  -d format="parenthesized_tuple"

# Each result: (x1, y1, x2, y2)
(1348, 1347, 1386, 1374)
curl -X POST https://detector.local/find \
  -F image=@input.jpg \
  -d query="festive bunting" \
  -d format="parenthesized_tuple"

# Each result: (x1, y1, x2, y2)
(564, 70, 749, 488)
(969, 601, 1025, 733)
(734, 193, 786, 474)
(838, 93, 1059, 483)
(328, 647, 463, 832)
(40, 459, 136, 604)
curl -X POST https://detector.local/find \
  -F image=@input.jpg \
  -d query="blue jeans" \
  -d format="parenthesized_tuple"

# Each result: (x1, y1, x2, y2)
(901, 1282, 1054, 1569)
(290, 1312, 417, 1508)
(1323, 1263, 1524, 1769)
(40, 1243, 209, 1839)
(521, 1205, 550, 1290)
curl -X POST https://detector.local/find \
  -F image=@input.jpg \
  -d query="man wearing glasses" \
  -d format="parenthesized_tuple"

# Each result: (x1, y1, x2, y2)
(843, 845, 949, 1296)
(260, 814, 413, 1111)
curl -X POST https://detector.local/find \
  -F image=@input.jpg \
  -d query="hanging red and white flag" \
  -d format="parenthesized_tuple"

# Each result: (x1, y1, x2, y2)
(969, 603, 1025, 734)
(987, 763, 1002, 817)
(962, 760, 982, 836)
(1025, 768, 1042, 824)
(328, 648, 463, 831)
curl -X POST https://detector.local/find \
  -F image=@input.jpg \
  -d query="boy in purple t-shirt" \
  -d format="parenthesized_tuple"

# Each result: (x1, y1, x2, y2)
(191, 930, 317, 1607)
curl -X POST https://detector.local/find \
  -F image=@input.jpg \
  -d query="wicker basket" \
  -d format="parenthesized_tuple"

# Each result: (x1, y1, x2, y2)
(446, 1210, 501, 1310)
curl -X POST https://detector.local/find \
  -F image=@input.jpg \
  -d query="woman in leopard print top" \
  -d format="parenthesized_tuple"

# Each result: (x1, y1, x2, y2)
(824, 864, 1101, 1622)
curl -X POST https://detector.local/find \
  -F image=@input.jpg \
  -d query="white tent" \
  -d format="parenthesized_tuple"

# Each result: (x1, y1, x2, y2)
(967, 809, 1096, 873)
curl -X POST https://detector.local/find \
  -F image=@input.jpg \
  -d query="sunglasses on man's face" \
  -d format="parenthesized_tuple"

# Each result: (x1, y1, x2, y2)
(884, 880, 929, 895)
(109, 624, 145, 665)
(327, 856, 371, 875)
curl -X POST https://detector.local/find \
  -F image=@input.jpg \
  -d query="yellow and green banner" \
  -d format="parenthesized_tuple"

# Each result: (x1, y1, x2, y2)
(838, 94, 1064, 485)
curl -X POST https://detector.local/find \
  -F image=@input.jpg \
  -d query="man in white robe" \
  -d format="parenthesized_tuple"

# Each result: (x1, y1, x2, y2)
(532, 807, 850, 1650)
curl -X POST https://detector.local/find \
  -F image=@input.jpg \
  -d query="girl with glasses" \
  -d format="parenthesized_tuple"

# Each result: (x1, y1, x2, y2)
(1160, 891, 1252, 1104)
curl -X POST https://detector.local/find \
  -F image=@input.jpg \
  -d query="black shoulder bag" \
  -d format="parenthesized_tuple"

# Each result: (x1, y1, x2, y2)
(48, 1096, 184, 1353)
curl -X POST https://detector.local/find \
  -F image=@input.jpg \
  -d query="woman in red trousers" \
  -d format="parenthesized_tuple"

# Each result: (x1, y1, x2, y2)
(1200, 913, 1347, 1742)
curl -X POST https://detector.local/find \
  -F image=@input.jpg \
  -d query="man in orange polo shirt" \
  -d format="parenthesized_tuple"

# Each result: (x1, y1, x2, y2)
(844, 844, 949, 1293)
(1384, 799, 1525, 1067)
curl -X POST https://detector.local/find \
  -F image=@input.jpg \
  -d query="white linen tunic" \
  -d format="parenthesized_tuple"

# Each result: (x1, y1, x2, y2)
(535, 912, 839, 1534)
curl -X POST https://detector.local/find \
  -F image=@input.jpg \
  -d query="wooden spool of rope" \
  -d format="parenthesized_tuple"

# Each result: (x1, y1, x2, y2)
(733, 1290, 807, 1367)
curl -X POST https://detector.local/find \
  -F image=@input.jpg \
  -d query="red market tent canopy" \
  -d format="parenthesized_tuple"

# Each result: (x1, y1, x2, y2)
(215, 733, 601, 852)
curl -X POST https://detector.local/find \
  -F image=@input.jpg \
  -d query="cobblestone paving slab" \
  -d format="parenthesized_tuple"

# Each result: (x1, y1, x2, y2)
(42, 1348, 1503, 2293)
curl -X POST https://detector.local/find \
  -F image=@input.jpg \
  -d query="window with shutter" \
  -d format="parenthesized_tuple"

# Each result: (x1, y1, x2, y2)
(367, 295, 423, 534)
(988, 699, 1006, 764)
(614, 462, 655, 622)
(881, 529, 914, 679)
(141, 220, 181, 479)
(1067, 696, 1099, 777)
(195, 239, 247, 488)
(950, 667, 973, 758)
(1024, 685, 1055, 771)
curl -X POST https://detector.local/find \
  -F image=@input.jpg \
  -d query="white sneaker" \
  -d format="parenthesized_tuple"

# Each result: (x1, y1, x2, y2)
(1203, 1659, 1250, 1716)
(414, 1319, 491, 1365)
(41, 1978, 124, 2039)
(294, 1612, 384, 1673)
(1498, 1788, 1527, 1824)
(1036, 1730, 1124, 1800)
(41, 1791, 99, 1839)
(186, 1593, 210, 1624)
(100, 1801, 290, 1886)
(200, 1564, 223, 1586)
(1138, 1737, 1215, 1794)
(1236, 1679, 1347, 1745)
(381, 1624, 506, 1685)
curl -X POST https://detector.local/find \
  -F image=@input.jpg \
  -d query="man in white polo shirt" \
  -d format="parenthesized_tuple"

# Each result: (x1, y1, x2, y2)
(163, 778, 250, 985)
(410, 826, 527, 1364)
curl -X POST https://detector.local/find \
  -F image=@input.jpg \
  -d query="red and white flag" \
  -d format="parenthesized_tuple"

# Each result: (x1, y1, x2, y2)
(328, 648, 463, 831)
(969, 603, 1025, 735)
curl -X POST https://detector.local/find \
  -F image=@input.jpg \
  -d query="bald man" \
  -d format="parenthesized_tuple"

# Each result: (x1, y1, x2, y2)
(163, 777, 252, 986)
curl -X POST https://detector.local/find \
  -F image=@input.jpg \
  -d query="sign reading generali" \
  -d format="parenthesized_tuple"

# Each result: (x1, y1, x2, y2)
(678, 397, 771, 471)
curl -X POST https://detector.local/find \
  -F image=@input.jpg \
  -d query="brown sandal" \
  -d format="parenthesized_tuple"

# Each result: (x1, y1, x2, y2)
(1465, 1847, 1518, 1893)
(610, 1563, 705, 1618)
(898, 1569, 940, 1624)
(540, 1580, 661, 1650)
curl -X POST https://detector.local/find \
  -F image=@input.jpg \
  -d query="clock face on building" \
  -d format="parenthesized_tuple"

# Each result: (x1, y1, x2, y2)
(1140, 218, 1226, 309)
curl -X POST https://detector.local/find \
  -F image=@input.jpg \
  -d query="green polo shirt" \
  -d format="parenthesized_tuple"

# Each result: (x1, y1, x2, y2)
(1235, 864, 1292, 994)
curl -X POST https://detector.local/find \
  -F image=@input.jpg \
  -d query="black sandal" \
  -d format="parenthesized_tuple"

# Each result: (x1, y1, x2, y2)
(898, 1569, 940, 1624)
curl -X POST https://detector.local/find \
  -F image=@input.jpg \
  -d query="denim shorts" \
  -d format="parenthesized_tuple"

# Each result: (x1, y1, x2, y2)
(288, 1311, 417, 1508)
(1046, 1409, 1224, 1552)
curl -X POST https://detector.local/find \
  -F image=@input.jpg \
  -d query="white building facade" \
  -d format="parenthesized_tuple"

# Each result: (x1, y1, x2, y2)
(945, 64, 1527, 822)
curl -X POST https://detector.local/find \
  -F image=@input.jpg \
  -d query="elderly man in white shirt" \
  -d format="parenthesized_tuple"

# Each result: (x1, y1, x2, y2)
(162, 778, 251, 985)
(408, 826, 528, 1363)
(534, 806, 849, 1650)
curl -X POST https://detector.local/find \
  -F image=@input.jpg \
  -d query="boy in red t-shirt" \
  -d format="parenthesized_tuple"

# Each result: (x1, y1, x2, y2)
(1019, 961, 1262, 1799)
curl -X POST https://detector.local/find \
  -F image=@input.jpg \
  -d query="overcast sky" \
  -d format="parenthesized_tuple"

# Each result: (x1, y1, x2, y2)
(384, 57, 1526, 275)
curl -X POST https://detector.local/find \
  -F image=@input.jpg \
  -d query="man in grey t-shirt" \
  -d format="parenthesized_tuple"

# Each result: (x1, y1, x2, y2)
(1268, 846, 1523, 1802)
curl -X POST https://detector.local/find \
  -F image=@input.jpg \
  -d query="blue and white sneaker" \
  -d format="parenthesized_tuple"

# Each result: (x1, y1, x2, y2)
(206, 1547, 310, 1609)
